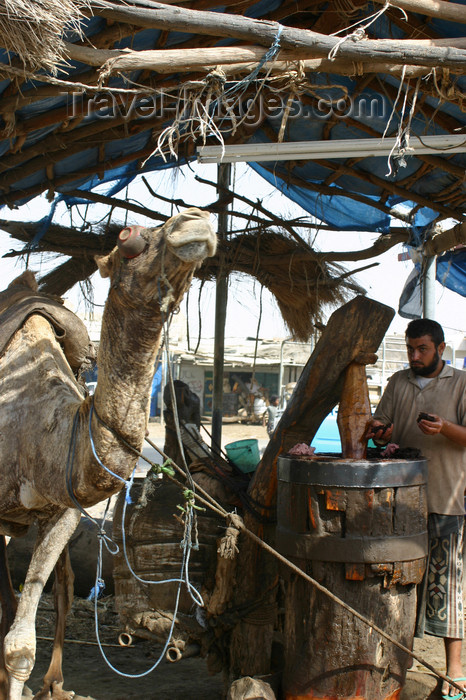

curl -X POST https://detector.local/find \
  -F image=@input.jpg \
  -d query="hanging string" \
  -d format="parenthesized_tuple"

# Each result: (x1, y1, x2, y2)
(64, 407, 119, 557)
(92, 502, 199, 679)
(64, 405, 204, 678)
(328, 1, 393, 60)
(221, 24, 284, 99)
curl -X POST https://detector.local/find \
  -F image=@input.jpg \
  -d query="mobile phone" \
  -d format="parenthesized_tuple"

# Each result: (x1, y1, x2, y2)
(417, 412, 436, 423)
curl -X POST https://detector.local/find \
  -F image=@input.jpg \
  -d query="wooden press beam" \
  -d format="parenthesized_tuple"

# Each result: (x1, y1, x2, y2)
(248, 294, 395, 513)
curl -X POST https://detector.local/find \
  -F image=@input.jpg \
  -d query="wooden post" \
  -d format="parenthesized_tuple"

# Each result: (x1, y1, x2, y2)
(212, 163, 231, 454)
(337, 351, 377, 459)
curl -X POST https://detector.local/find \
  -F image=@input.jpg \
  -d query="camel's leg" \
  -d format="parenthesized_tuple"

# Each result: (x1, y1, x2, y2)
(33, 547, 75, 700)
(4, 509, 80, 700)
(0, 536, 17, 700)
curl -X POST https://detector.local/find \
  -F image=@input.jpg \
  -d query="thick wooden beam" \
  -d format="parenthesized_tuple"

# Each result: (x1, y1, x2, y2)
(251, 295, 395, 511)
(424, 220, 466, 255)
(89, 1, 466, 69)
(372, 0, 466, 24)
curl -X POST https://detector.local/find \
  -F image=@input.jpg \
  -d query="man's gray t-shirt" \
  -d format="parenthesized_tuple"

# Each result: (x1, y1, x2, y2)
(373, 363, 466, 515)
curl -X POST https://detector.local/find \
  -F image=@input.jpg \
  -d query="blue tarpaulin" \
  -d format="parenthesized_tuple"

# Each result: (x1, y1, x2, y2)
(437, 250, 466, 298)
(150, 364, 162, 417)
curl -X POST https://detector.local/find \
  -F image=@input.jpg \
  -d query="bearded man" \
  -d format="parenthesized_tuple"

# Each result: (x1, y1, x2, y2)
(367, 318, 466, 698)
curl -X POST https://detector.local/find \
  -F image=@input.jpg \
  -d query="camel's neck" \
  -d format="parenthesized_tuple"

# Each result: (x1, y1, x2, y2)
(93, 290, 164, 454)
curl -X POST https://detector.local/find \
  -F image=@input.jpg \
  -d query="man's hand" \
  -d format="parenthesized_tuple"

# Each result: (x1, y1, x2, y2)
(366, 419, 393, 444)
(417, 413, 443, 435)
(417, 413, 466, 446)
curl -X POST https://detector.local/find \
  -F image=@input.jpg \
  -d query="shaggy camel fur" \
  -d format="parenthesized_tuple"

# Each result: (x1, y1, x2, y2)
(0, 208, 216, 700)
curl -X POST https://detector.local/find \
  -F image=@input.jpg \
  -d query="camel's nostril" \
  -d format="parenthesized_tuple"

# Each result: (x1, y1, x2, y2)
(117, 227, 146, 259)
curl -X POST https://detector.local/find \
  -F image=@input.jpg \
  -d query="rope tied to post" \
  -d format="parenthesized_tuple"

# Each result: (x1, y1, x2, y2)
(217, 512, 243, 559)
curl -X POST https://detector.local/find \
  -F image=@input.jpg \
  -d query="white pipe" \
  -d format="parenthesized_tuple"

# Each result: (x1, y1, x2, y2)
(198, 135, 466, 163)
(166, 643, 201, 663)
(422, 255, 436, 320)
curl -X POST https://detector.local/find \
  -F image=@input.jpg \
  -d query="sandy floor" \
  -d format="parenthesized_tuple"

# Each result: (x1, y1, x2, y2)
(147, 417, 271, 448)
(24, 594, 455, 700)
(13, 421, 466, 699)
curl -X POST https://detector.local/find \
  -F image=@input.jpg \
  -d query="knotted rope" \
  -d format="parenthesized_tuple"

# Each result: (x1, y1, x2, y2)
(217, 512, 242, 559)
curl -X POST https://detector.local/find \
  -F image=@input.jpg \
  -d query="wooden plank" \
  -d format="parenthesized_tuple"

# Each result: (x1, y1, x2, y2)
(345, 563, 365, 580)
(393, 485, 427, 536)
(371, 488, 394, 537)
(325, 489, 346, 512)
(346, 489, 374, 536)
(277, 482, 308, 533)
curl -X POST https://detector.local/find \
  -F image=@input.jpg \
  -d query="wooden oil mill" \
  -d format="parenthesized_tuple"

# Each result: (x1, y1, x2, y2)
(274, 303, 428, 699)
(227, 295, 428, 700)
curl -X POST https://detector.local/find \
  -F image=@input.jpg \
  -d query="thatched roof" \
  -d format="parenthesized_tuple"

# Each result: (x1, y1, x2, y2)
(0, 0, 463, 336)
(0, 0, 91, 75)
(198, 231, 365, 340)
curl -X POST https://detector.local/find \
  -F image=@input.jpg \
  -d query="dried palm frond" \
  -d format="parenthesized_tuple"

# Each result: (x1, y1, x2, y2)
(198, 231, 365, 341)
(0, 0, 91, 74)
(0, 221, 365, 341)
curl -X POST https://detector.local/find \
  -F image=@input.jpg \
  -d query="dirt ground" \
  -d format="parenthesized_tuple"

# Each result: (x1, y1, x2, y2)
(27, 594, 224, 700)
(15, 422, 466, 699)
(24, 594, 455, 700)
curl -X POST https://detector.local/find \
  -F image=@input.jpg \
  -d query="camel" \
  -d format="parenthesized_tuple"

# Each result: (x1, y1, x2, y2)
(0, 208, 216, 700)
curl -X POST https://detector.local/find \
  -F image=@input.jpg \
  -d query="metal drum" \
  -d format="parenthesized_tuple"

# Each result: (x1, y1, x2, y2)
(277, 455, 428, 700)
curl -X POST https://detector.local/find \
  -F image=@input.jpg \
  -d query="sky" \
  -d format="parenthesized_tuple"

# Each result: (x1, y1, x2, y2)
(0, 162, 464, 343)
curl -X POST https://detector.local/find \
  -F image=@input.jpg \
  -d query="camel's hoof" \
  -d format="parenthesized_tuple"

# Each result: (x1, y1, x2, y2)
(33, 682, 75, 700)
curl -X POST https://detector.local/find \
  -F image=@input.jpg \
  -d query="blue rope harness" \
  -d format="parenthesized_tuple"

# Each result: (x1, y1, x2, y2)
(64, 402, 203, 678)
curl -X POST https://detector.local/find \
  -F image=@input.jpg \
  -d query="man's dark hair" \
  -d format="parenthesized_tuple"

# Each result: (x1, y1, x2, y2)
(405, 318, 444, 346)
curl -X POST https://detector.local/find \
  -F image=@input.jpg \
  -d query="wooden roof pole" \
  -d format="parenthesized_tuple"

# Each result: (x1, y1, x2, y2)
(372, 0, 466, 23)
(211, 163, 231, 454)
(89, 1, 466, 68)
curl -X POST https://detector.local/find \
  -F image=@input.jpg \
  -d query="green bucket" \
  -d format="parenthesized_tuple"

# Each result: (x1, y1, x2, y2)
(225, 439, 260, 473)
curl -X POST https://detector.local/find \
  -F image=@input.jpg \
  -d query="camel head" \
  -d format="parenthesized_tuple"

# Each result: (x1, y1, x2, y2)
(95, 207, 216, 310)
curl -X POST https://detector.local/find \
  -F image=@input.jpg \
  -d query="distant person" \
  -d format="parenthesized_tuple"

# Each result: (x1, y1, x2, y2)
(264, 395, 280, 438)
(366, 319, 466, 698)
